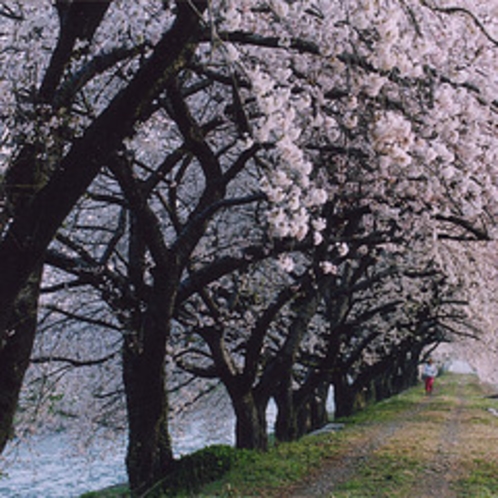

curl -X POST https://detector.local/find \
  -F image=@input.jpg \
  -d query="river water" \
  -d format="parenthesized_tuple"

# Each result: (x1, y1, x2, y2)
(0, 392, 253, 498)
(0, 433, 128, 498)
(0, 411, 236, 497)
(0, 419, 237, 498)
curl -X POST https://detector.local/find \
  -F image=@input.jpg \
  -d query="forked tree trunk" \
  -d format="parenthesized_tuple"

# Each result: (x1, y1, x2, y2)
(273, 285, 322, 442)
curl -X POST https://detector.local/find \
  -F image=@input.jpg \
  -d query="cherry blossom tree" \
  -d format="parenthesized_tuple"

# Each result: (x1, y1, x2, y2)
(431, 239, 498, 382)
(0, 2, 211, 492)
(1, 1, 497, 495)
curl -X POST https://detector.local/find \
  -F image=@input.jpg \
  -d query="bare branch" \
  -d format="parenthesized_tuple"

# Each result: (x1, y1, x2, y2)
(421, 1, 498, 46)
(31, 351, 119, 367)
(0, 3, 23, 21)
(435, 213, 491, 241)
(43, 304, 121, 331)
(202, 29, 320, 55)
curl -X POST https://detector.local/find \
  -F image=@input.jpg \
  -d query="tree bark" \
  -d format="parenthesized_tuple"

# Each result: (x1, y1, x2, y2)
(274, 374, 298, 443)
(303, 382, 330, 433)
(231, 391, 268, 451)
(332, 372, 357, 418)
(272, 282, 320, 442)
(0, 2, 207, 476)
(122, 270, 175, 496)
(0, 267, 42, 454)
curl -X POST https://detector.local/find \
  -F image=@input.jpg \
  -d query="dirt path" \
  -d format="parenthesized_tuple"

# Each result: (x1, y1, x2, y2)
(285, 375, 498, 497)
(410, 378, 465, 498)
(287, 397, 432, 497)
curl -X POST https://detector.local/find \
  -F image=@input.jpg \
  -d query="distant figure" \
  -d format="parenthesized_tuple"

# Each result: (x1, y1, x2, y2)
(422, 358, 438, 395)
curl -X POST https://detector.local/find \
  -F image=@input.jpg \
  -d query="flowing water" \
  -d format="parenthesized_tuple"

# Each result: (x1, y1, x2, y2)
(0, 390, 255, 497)
(0, 433, 127, 498)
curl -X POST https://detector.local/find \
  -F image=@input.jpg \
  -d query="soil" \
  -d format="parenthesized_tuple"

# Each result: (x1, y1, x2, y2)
(284, 375, 498, 497)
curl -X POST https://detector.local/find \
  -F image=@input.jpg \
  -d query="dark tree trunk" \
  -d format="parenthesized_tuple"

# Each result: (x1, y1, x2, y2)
(332, 372, 357, 418)
(274, 377, 298, 443)
(296, 402, 311, 438)
(0, 2, 114, 453)
(122, 271, 175, 496)
(0, 0, 207, 364)
(274, 374, 332, 441)
(123, 349, 172, 497)
(304, 383, 330, 433)
(406, 346, 424, 389)
(197, 321, 271, 452)
(276, 383, 330, 441)
(231, 391, 268, 451)
(272, 284, 321, 442)
(0, 144, 47, 455)
(0, 268, 42, 454)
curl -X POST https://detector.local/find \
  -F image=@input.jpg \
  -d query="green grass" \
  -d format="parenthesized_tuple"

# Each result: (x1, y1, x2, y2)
(329, 455, 422, 497)
(197, 436, 335, 497)
(455, 459, 498, 497)
(80, 484, 129, 498)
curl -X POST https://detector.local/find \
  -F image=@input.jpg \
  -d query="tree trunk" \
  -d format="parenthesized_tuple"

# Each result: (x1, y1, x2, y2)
(122, 271, 174, 496)
(123, 348, 172, 497)
(272, 283, 321, 442)
(0, 0, 208, 351)
(275, 384, 330, 441)
(0, 267, 42, 454)
(332, 372, 357, 418)
(274, 377, 298, 442)
(304, 383, 330, 433)
(231, 391, 268, 451)
(0, 144, 45, 454)
(293, 379, 334, 437)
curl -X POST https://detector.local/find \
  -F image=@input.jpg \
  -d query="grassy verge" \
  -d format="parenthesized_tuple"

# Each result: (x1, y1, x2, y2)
(82, 373, 498, 497)
(80, 484, 129, 498)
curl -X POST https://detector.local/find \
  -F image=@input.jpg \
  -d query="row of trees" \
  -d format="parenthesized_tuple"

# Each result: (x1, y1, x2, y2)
(0, 1, 496, 496)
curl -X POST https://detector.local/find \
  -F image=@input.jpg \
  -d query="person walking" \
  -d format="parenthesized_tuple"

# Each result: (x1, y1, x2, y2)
(422, 358, 438, 395)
